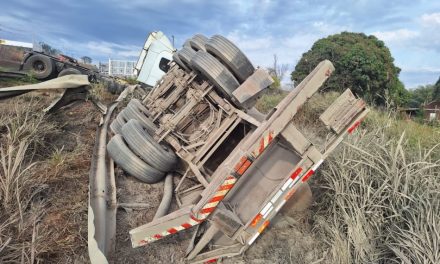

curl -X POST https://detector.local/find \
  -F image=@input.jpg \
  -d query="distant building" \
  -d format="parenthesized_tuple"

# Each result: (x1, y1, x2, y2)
(398, 100, 440, 122)
(109, 59, 136, 76)
(97, 59, 136, 77)
(98, 62, 109, 75)
(424, 100, 440, 122)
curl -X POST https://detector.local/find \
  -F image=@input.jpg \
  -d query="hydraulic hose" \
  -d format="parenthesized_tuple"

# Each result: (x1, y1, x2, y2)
(153, 173, 173, 219)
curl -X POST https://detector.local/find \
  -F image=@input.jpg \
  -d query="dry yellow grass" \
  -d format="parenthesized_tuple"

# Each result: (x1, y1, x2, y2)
(312, 110, 440, 264)
(0, 94, 96, 263)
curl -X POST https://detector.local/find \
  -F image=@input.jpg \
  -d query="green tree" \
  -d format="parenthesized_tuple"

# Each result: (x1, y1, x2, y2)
(38, 42, 60, 56)
(267, 54, 289, 90)
(433, 76, 440, 101)
(407, 85, 434, 108)
(291, 32, 407, 106)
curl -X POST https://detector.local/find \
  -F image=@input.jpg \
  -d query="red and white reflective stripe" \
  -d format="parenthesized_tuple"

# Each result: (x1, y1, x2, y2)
(247, 160, 325, 245)
(248, 220, 270, 245)
(138, 216, 200, 246)
(250, 200, 275, 227)
(138, 175, 238, 246)
(250, 167, 303, 227)
(252, 130, 274, 158)
(194, 175, 237, 220)
(302, 159, 323, 182)
(281, 167, 303, 191)
(347, 119, 363, 134)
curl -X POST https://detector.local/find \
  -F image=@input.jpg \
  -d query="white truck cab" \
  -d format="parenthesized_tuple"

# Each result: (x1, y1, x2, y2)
(134, 31, 175, 87)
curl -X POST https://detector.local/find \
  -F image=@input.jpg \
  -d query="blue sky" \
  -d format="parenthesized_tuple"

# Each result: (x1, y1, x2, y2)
(1, 0, 439, 88)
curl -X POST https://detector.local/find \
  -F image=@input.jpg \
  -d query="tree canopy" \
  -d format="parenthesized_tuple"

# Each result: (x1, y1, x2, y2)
(407, 85, 435, 108)
(291, 32, 407, 106)
(39, 42, 60, 56)
(407, 76, 440, 108)
(433, 76, 440, 101)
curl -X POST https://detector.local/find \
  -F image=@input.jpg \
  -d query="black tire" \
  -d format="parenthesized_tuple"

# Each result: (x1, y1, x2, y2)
(183, 39, 191, 48)
(115, 83, 126, 94)
(121, 120, 177, 172)
(128, 98, 150, 117)
(58, 68, 81, 77)
(23, 54, 55, 80)
(206, 35, 255, 83)
(172, 52, 190, 72)
(110, 113, 125, 134)
(189, 34, 208, 51)
(108, 82, 116, 94)
(121, 104, 156, 134)
(107, 134, 165, 183)
(190, 50, 240, 104)
(176, 46, 196, 70)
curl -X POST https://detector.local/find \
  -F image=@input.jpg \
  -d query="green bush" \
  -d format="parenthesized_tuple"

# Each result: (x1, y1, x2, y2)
(291, 32, 407, 106)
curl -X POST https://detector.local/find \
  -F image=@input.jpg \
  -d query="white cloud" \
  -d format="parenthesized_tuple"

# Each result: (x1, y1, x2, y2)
(421, 12, 440, 26)
(55, 39, 140, 61)
(372, 29, 419, 43)
(312, 21, 351, 34)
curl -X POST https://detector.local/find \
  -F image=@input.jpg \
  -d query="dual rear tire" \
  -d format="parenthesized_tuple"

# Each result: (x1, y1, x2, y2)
(107, 99, 177, 183)
(172, 34, 255, 108)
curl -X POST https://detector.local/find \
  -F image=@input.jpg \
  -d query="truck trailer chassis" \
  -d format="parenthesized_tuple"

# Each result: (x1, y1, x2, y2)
(101, 34, 368, 263)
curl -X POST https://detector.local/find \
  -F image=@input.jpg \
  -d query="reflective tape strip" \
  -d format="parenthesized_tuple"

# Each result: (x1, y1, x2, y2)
(271, 190, 283, 204)
(195, 175, 237, 220)
(302, 159, 324, 182)
(260, 202, 273, 216)
(139, 216, 200, 245)
(348, 119, 363, 133)
(214, 189, 230, 197)
(311, 159, 324, 171)
(248, 232, 260, 245)
(275, 199, 286, 212)
(234, 156, 252, 176)
(249, 167, 304, 231)
(262, 205, 274, 219)
(251, 202, 274, 227)
(284, 188, 296, 201)
(223, 177, 237, 185)
(258, 220, 270, 233)
(288, 176, 302, 189)
(142, 175, 240, 245)
(252, 130, 274, 157)
(248, 220, 270, 245)
(251, 213, 263, 227)
(290, 167, 303, 180)
(281, 178, 293, 191)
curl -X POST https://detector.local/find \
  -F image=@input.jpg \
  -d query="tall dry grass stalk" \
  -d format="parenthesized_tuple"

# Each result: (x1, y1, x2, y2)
(0, 100, 58, 263)
(313, 112, 440, 264)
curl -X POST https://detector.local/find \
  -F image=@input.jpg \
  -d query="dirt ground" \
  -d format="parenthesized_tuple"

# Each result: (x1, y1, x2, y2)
(0, 77, 323, 264)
